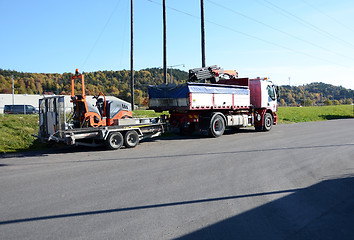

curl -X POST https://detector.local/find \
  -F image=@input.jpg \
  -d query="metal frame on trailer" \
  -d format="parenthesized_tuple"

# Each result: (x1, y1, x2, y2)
(36, 96, 166, 149)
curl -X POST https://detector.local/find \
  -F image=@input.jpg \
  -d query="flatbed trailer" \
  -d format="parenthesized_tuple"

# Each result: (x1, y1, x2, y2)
(36, 96, 166, 150)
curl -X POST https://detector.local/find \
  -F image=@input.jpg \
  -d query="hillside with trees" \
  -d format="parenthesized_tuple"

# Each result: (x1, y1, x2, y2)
(0, 68, 188, 106)
(278, 83, 353, 106)
(0, 68, 353, 107)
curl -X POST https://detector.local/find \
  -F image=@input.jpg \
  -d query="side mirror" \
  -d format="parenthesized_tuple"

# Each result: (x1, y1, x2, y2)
(275, 86, 280, 100)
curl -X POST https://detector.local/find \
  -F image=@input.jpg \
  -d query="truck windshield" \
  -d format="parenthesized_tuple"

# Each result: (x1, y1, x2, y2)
(267, 85, 276, 100)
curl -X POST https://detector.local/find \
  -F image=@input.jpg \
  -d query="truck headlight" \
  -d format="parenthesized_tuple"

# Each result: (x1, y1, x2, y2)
(256, 113, 261, 121)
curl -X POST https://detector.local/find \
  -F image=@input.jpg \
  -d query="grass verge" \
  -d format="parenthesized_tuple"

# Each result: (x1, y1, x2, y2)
(133, 110, 169, 118)
(277, 105, 354, 123)
(0, 114, 45, 153)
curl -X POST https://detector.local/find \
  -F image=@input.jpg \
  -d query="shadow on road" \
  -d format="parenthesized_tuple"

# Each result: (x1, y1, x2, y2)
(0, 127, 259, 159)
(320, 114, 353, 120)
(1, 175, 354, 240)
(0, 188, 302, 225)
(176, 175, 354, 240)
(0, 145, 105, 159)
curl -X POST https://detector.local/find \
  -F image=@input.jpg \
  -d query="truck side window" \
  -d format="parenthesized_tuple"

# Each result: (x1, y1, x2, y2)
(267, 85, 276, 101)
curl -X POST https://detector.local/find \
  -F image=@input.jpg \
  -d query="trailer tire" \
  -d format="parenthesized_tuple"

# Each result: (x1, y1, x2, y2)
(106, 132, 123, 150)
(263, 112, 273, 131)
(124, 130, 139, 148)
(209, 114, 225, 137)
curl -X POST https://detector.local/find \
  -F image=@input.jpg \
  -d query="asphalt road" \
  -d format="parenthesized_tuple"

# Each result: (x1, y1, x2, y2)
(1, 119, 354, 240)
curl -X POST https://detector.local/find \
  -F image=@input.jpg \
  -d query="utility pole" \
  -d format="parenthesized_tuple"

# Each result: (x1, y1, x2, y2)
(163, 0, 168, 84)
(201, 0, 206, 67)
(130, 0, 134, 109)
(12, 75, 14, 105)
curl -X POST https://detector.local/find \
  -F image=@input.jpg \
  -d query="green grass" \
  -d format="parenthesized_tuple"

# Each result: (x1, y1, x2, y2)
(133, 110, 169, 118)
(0, 110, 168, 153)
(277, 105, 354, 123)
(0, 114, 45, 153)
(1, 105, 353, 153)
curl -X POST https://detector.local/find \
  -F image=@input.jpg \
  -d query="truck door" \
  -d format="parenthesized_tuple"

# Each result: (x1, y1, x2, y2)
(266, 84, 277, 112)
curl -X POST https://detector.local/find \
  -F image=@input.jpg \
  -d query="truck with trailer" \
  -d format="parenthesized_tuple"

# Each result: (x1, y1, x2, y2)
(148, 65, 278, 137)
(36, 66, 277, 150)
(36, 70, 166, 150)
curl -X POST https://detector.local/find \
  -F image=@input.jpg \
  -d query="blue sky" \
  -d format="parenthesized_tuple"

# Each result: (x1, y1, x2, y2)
(1, 0, 354, 89)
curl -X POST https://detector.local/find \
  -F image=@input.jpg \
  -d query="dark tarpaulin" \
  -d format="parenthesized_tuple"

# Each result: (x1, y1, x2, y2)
(148, 82, 249, 99)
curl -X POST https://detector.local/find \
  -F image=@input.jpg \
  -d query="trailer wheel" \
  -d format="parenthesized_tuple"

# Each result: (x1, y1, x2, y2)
(263, 113, 273, 131)
(210, 115, 225, 137)
(106, 132, 123, 150)
(124, 130, 139, 148)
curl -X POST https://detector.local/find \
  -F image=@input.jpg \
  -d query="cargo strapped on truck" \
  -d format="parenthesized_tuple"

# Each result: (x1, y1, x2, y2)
(189, 65, 220, 83)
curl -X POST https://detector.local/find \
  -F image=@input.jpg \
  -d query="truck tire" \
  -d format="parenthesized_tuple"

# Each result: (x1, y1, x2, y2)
(106, 132, 123, 150)
(263, 112, 273, 131)
(124, 130, 139, 148)
(209, 114, 225, 137)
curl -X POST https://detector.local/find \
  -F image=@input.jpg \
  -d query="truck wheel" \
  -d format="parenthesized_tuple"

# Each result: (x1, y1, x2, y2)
(210, 115, 225, 137)
(106, 132, 123, 150)
(263, 113, 273, 131)
(124, 130, 139, 148)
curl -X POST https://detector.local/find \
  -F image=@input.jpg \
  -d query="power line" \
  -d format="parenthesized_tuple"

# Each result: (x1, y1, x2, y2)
(145, 0, 351, 68)
(207, 20, 352, 68)
(81, 0, 123, 70)
(119, 1, 130, 67)
(300, 0, 354, 34)
(146, 0, 198, 19)
(206, 0, 354, 62)
(256, 0, 354, 49)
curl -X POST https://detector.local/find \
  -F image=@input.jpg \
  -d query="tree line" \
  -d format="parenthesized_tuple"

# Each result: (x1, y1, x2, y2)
(0, 68, 353, 107)
(278, 83, 353, 106)
(0, 68, 188, 106)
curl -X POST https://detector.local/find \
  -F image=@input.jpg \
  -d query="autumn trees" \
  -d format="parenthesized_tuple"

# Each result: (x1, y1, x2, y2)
(0, 68, 188, 107)
(278, 83, 353, 106)
(0, 68, 353, 107)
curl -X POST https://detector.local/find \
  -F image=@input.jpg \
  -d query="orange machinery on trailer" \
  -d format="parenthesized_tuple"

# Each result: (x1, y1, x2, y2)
(71, 69, 132, 128)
